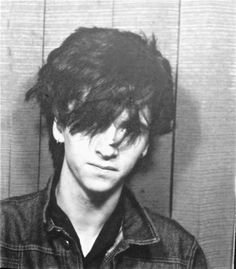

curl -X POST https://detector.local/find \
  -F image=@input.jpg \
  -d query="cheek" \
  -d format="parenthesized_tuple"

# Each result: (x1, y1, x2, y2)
(118, 152, 142, 177)
(65, 135, 90, 154)
(64, 141, 84, 166)
(120, 142, 147, 166)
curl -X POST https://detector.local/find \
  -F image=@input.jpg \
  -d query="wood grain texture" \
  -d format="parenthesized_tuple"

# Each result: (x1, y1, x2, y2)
(1, 0, 44, 197)
(113, 0, 179, 216)
(172, 1, 236, 268)
(1, 12, 11, 198)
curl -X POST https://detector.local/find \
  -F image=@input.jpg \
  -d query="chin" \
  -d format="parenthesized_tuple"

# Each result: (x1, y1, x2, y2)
(83, 177, 123, 195)
(86, 183, 116, 194)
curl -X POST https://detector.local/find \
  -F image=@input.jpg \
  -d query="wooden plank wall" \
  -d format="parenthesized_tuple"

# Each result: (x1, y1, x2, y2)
(1, 0, 44, 197)
(172, 1, 236, 268)
(1, 1, 235, 268)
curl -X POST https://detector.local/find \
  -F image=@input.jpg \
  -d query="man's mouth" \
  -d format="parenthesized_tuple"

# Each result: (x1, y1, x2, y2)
(88, 163, 118, 171)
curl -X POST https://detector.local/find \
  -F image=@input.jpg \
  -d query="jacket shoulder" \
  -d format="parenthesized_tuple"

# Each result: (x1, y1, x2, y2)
(147, 209, 195, 244)
(1, 190, 45, 215)
(144, 209, 206, 266)
(0, 190, 46, 243)
(124, 207, 207, 268)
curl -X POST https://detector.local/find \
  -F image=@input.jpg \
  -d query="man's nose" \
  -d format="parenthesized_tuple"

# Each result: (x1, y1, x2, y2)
(94, 124, 119, 160)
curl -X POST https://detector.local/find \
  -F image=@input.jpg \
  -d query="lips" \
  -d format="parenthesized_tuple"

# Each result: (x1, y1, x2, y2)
(88, 162, 118, 171)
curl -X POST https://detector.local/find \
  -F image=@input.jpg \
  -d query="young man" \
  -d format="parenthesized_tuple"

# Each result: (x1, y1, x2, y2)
(1, 27, 207, 268)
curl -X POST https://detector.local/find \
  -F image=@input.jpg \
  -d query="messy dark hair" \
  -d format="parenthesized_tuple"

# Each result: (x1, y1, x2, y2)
(26, 27, 174, 172)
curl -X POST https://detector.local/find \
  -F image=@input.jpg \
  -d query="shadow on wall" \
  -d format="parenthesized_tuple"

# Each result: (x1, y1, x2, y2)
(127, 85, 202, 217)
(172, 85, 236, 269)
(173, 85, 202, 176)
(173, 83, 236, 186)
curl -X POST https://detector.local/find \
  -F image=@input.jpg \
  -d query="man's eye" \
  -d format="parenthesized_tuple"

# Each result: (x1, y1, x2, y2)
(140, 123, 150, 133)
(117, 127, 127, 137)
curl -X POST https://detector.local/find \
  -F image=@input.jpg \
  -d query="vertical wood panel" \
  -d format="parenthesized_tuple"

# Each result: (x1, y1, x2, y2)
(113, 0, 179, 216)
(1, 11, 11, 198)
(39, 0, 114, 189)
(172, 1, 235, 268)
(1, 0, 45, 197)
(1, 1, 234, 267)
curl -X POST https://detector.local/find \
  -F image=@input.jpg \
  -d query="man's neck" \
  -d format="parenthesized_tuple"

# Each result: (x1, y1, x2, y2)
(55, 163, 123, 255)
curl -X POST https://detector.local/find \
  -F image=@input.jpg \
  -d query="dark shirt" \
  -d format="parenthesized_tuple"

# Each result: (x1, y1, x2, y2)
(48, 175, 123, 268)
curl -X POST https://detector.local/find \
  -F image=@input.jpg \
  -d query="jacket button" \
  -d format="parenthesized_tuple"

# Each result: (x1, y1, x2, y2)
(64, 239, 70, 250)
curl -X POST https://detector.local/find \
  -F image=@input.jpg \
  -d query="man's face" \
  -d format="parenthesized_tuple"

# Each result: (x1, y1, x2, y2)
(56, 107, 150, 194)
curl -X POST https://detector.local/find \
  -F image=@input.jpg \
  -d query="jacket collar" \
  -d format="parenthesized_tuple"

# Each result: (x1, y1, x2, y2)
(121, 187, 160, 245)
(42, 175, 54, 225)
(42, 176, 160, 246)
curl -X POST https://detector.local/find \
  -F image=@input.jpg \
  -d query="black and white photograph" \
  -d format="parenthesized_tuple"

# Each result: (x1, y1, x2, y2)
(1, 1, 235, 268)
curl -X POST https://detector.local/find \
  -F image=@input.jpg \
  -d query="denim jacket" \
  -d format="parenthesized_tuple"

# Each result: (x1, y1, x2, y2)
(0, 177, 207, 269)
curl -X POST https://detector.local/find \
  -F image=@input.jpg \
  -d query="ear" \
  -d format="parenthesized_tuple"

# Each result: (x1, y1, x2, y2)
(141, 143, 149, 158)
(52, 120, 65, 143)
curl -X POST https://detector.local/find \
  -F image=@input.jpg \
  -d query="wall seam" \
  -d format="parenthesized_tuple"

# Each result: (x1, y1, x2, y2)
(8, 113, 12, 197)
(37, 0, 47, 191)
(111, 0, 115, 28)
(169, 0, 182, 218)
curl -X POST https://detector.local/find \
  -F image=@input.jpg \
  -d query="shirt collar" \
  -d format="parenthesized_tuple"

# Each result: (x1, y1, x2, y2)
(42, 175, 160, 246)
